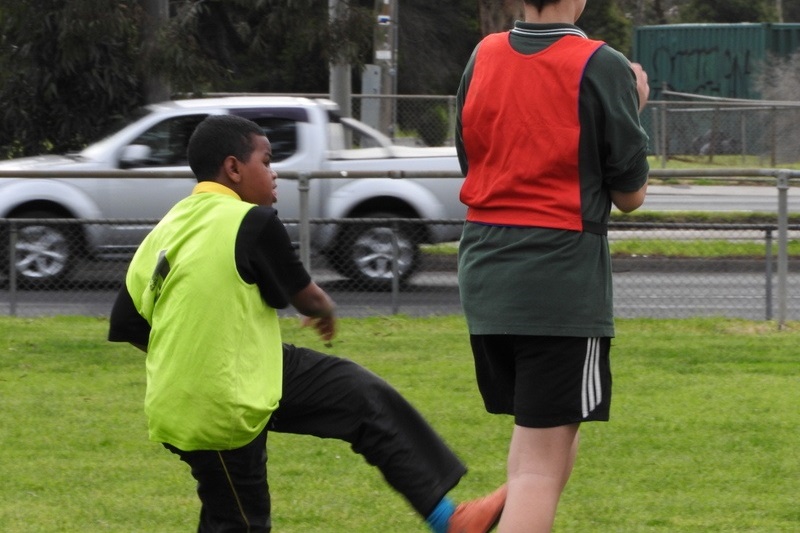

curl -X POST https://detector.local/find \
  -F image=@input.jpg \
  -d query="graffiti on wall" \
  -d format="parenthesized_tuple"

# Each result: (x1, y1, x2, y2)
(647, 45, 756, 99)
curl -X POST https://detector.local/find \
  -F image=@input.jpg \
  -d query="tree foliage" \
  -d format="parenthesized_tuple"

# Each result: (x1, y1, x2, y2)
(477, 0, 521, 35)
(4, 0, 799, 159)
(169, 0, 480, 96)
(678, 0, 776, 23)
(579, 0, 633, 55)
(614, 0, 800, 25)
(617, 0, 682, 25)
(168, 0, 375, 93)
(1, 0, 481, 159)
(0, 0, 377, 157)
(396, 0, 480, 95)
(0, 1, 144, 157)
(785, 0, 800, 22)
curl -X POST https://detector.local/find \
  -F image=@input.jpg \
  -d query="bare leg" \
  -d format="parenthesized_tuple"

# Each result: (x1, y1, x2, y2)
(562, 429, 579, 492)
(498, 423, 580, 533)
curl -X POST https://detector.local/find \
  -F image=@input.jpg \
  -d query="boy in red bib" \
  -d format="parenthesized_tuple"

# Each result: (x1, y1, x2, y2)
(456, 1, 650, 531)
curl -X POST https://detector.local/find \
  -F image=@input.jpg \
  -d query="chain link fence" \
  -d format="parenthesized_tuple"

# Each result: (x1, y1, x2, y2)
(646, 92, 800, 167)
(609, 222, 800, 322)
(2, 214, 800, 324)
(351, 94, 457, 148)
(220, 92, 800, 162)
(5, 94, 800, 323)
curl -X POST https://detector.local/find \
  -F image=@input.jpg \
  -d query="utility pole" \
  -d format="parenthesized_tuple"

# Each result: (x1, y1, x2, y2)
(375, 0, 397, 136)
(777, 0, 784, 22)
(329, 0, 352, 118)
(364, 0, 397, 137)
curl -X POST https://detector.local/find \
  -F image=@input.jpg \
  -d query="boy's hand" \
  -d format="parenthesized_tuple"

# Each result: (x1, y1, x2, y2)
(301, 315, 337, 345)
(630, 62, 650, 113)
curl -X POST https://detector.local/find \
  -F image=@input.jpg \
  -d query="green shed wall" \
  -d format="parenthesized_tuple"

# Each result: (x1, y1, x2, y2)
(633, 23, 800, 99)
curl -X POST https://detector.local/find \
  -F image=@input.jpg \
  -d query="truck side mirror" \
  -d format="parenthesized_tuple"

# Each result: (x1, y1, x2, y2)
(119, 144, 153, 168)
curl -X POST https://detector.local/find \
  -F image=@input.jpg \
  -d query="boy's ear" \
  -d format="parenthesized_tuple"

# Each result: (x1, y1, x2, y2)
(222, 155, 242, 183)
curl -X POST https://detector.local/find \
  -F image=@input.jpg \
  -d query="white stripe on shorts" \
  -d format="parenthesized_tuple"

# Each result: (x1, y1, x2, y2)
(581, 338, 603, 418)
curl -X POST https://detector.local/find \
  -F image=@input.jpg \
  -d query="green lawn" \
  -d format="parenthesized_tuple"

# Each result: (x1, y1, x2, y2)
(647, 154, 800, 172)
(426, 238, 800, 259)
(609, 239, 800, 258)
(1, 316, 798, 532)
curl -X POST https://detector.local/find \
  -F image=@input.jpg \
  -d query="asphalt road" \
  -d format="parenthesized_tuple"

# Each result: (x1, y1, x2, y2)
(642, 184, 800, 213)
(3, 255, 799, 321)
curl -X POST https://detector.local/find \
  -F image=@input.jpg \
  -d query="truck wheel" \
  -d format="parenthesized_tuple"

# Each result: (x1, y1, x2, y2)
(332, 212, 420, 289)
(5, 211, 76, 288)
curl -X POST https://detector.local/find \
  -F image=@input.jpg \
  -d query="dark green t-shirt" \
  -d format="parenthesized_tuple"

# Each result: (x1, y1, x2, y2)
(456, 23, 649, 337)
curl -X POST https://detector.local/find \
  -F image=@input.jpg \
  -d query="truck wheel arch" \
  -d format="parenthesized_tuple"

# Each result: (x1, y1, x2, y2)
(4, 199, 89, 255)
(324, 177, 446, 235)
(326, 208, 422, 289)
(0, 184, 99, 287)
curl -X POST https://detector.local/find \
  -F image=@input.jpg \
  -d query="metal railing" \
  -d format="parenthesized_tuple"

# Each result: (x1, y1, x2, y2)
(191, 93, 800, 160)
(2, 168, 799, 327)
(647, 95, 800, 167)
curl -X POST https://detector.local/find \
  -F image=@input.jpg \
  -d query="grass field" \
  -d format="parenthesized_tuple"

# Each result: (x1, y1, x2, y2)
(646, 155, 800, 172)
(1, 315, 798, 532)
(425, 238, 800, 259)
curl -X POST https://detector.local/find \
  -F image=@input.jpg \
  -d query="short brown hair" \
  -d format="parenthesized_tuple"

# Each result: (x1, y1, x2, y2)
(524, 0, 560, 10)
(187, 115, 264, 182)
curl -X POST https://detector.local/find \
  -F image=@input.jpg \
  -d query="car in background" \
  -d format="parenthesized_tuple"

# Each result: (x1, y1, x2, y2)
(0, 96, 465, 288)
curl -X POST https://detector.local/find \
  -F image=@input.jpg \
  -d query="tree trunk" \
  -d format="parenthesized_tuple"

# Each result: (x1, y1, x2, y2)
(478, 0, 524, 35)
(141, 0, 170, 103)
(635, 0, 646, 26)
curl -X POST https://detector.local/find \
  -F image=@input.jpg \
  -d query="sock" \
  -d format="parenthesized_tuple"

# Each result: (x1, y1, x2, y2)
(426, 497, 456, 533)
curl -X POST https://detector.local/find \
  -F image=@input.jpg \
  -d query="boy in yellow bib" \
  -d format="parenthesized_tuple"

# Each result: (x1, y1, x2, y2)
(109, 114, 505, 532)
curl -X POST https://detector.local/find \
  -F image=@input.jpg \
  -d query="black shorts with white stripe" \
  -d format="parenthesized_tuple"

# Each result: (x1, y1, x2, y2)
(469, 335, 612, 428)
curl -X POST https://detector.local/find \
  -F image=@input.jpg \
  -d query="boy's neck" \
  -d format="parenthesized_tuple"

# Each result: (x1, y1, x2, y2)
(523, 1, 582, 24)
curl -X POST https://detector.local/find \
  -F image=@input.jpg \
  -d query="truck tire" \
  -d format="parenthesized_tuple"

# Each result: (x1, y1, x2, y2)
(4, 210, 76, 288)
(330, 212, 420, 289)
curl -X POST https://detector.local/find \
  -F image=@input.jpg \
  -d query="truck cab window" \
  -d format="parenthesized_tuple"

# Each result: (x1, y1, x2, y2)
(124, 114, 209, 168)
(247, 117, 298, 162)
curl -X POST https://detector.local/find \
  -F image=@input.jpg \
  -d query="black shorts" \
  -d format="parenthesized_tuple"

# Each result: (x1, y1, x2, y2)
(469, 335, 612, 428)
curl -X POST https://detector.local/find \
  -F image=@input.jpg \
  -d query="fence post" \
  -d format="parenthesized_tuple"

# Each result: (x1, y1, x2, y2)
(776, 171, 789, 330)
(740, 111, 747, 165)
(771, 107, 778, 167)
(765, 228, 773, 321)
(708, 105, 719, 164)
(390, 220, 400, 314)
(298, 172, 312, 272)
(447, 96, 457, 147)
(660, 102, 668, 168)
(9, 221, 18, 316)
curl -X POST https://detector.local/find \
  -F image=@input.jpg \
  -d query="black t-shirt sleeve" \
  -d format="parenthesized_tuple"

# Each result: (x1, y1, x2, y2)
(108, 206, 309, 346)
(108, 287, 151, 346)
(235, 206, 312, 309)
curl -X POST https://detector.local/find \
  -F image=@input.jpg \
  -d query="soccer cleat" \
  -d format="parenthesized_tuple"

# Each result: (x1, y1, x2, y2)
(447, 484, 507, 533)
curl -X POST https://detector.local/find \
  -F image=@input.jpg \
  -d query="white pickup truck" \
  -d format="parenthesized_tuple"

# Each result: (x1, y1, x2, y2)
(0, 96, 465, 288)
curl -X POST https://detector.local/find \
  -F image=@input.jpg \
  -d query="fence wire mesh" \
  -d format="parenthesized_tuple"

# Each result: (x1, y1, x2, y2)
(2, 218, 799, 322)
(646, 98, 800, 167)
(4, 94, 800, 323)
(351, 95, 457, 148)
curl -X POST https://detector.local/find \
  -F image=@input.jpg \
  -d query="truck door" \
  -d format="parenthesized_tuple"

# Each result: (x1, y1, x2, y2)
(100, 113, 207, 253)
(230, 108, 315, 243)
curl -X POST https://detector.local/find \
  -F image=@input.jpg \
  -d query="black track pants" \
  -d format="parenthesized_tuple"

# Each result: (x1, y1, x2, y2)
(166, 343, 466, 532)
(270, 343, 466, 517)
